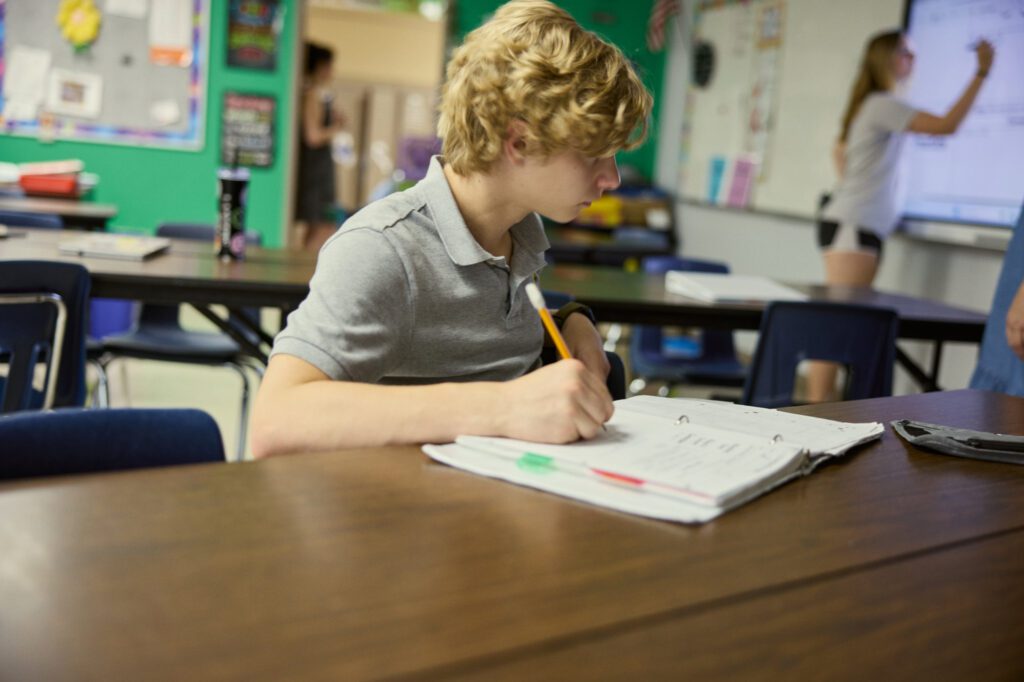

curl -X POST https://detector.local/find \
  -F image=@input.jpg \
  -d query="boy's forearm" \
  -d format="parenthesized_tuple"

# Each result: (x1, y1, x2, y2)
(251, 380, 509, 457)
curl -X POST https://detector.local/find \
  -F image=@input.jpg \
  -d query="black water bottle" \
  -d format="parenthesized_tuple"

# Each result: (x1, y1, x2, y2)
(216, 166, 250, 261)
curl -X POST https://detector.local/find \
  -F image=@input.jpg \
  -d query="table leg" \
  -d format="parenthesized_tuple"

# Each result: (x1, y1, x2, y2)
(191, 304, 269, 365)
(895, 343, 942, 392)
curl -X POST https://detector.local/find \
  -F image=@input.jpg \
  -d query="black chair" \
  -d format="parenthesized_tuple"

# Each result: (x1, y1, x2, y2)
(97, 223, 263, 460)
(0, 408, 225, 480)
(742, 301, 899, 408)
(629, 255, 746, 396)
(0, 209, 63, 229)
(0, 261, 91, 411)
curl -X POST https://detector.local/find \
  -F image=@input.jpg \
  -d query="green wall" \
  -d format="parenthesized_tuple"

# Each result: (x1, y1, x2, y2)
(452, 0, 666, 183)
(0, 2, 298, 247)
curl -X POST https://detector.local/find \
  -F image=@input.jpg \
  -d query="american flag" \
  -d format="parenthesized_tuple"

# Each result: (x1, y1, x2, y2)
(647, 0, 682, 52)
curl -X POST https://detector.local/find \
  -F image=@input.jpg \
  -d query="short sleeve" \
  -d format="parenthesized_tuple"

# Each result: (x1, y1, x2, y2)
(864, 94, 917, 133)
(271, 228, 413, 382)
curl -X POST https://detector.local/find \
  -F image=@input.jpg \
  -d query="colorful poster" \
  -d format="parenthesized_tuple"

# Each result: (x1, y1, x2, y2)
(221, 91, 276, 167)
(227, 0, 281, 71)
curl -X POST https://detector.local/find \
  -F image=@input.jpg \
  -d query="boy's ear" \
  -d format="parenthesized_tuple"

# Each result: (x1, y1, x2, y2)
(503, 119, 530, 164)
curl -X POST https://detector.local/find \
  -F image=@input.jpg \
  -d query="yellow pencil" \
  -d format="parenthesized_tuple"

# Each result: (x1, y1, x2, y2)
(526, 282, 608, 432)
(525, 282, 572, 360)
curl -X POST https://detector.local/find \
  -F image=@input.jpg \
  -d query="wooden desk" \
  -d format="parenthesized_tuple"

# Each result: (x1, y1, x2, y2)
(1, 390, 1022, 680)
(0, 195, 118, 230)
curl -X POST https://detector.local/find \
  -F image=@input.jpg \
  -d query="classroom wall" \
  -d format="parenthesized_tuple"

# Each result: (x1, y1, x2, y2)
(659, 1, 1008, 394)
(0, 2, 300, 247)
(452, 0, 668, 183)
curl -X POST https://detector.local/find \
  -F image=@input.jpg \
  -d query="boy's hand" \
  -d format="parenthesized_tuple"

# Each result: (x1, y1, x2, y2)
(501, 359, 613, 443)
(560, 312, 611, 379)
(1006, 281, 1024, 361)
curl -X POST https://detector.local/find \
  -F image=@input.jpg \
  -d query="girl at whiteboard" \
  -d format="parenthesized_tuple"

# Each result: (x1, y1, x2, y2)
(809, 30, 995, 402)
(296, 42, 346, 253)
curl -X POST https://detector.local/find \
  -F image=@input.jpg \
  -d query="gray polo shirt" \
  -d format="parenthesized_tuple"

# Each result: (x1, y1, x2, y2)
(272, 157, 550, 384)
(824, 92, 917, 237)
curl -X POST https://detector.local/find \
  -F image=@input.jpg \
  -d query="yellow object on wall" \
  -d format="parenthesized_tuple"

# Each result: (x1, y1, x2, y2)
(56, 0, 102, 49)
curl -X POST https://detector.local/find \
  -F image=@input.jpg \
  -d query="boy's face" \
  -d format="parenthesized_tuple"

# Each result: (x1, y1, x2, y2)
(520, 150, 621, 223)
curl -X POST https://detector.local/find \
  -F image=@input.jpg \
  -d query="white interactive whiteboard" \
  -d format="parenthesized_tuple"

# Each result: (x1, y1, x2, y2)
(903, 0, 1024, 228)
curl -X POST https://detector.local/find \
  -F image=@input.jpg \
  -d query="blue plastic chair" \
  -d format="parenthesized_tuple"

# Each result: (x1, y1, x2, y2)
(0, 208, 131, 402)
(0, 209, 63, 229)
(629, 255, 747, 396)
(0, 261, 91, 411)
(742, 301, 899, 408)
(97, 223, 263, 460)
(0, 408, 225, 480)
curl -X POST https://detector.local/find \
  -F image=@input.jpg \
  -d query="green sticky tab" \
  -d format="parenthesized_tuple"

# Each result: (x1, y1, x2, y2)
(517, 452, 555, 474)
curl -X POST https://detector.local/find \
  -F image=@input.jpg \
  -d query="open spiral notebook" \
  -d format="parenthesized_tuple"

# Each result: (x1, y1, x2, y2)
(423, 396, 883, 524)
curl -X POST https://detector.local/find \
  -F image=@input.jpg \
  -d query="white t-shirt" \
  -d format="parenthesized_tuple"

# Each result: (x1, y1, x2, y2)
(823, 92, 917, 237)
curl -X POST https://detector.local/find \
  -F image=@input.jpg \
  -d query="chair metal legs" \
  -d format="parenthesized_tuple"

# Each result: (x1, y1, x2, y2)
(97, 355, 261, 462)
(88, 357, 111, 408)
(224, 359, 264, 462)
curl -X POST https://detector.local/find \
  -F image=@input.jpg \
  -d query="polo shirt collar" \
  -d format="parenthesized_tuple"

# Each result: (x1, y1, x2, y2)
(419, 156, 549, 268)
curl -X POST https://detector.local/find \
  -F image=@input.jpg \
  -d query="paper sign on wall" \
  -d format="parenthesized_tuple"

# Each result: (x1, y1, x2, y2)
(149, 0, 193, 66)
(45, 69, 104, 119)
(2, 46, 52, 121)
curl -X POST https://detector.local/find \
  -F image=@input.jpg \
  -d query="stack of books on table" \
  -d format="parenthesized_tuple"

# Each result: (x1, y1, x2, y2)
(18, 159, 98, 199)
(423, 396, 883, 524)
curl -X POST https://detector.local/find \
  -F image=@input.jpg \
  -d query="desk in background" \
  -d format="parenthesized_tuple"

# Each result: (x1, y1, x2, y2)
(0, 228, 315, 363)
(0, 229, 986, 385)
(0, 195, 118, 231)
(541, 264, 987, 391)
(1, 389, 1022, 680)
(545, 224, 673, 267)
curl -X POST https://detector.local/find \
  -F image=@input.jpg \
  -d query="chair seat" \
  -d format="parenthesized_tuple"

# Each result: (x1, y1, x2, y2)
(101, 325, 242, 362)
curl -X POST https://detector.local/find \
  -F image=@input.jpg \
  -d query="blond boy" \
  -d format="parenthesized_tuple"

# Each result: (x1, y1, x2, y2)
(252, 0, 651, 456)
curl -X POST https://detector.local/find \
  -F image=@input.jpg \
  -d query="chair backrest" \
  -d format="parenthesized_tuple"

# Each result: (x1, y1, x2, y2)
(157, 222, 262, 245)
(542, 289, 574, 310)
(742, 301, 899, 408)
(0, 408, 226, 480)
(0, 261, 90, 410)
(0, 210, 63, 229)
(634, 255, 737, 362)
(0, 292, 66, 411)
(606, 350, 626, 400)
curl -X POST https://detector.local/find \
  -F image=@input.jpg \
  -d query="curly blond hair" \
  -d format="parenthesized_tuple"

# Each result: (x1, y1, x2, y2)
(438, 0, 652, 175)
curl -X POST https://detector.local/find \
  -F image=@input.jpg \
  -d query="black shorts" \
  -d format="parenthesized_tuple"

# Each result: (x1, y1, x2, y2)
(816, 220, 884, 257)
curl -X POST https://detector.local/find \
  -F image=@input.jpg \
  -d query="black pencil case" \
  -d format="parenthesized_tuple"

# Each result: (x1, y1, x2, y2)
(891, 419, 1024, 465)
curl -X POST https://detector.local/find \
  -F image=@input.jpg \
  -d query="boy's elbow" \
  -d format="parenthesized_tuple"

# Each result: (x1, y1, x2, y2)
(250, 418, 283, 459)
(250, 402, 294, 459)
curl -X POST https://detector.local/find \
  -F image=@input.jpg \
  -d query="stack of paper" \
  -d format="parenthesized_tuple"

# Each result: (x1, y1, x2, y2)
(423, 396, 883, 524)
(665, 271, 807, 303)
(58, 234, 171, 261)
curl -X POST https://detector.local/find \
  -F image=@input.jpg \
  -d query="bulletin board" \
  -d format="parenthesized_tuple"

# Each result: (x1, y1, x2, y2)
(679, 0, 903, 219)
(0, 0, 209, 150)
